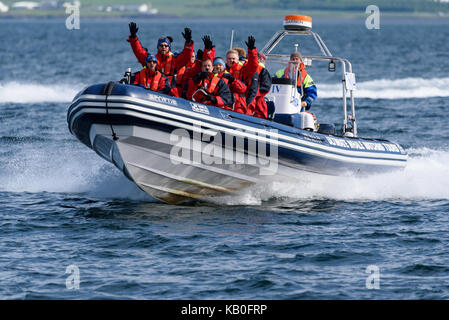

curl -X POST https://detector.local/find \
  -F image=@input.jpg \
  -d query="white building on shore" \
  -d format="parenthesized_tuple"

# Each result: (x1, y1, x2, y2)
(11, 2, 40, 10)
(0, 1, 9, 13)
(99, 3, 158, 15)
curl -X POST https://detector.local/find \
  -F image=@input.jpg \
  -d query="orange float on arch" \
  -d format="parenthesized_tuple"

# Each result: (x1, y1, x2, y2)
(283, 14, 313, 31)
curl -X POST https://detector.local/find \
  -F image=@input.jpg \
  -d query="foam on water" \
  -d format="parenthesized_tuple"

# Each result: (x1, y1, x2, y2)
(0, 82, 83, 104)
(1, 77, 449, 105)
(319, 77, 449, 99)
(209, 148, 449, 205)
(0, 143, 151, 201)
(2, 143, 449, 204)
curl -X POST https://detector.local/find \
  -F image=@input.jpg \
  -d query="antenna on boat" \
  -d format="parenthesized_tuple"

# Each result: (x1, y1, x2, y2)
(229, 29, 235, 50)
(294, 43, 299, 52)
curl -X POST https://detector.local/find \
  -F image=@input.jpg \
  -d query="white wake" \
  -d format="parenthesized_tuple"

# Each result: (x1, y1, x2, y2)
(0, 82, 83, 104)
(209, 148, 449, 205)
(2, 144, 449, 204)
(1, 77, 449, 104)
(318, 77, 449, 99)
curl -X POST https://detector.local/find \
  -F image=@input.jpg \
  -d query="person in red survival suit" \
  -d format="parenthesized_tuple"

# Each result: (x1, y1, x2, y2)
(127, 22, 194, 81)
(186, 59, 233, 109)
(133, 54, 171, 94)
(174, 35, 216, 98)
(250, 52, 272, 119)
(212, 57, 247, 114)
(225, 36, 260, 116)
(170, 49, 196, 97)
(182, 36, 216, 83)
(235, 36, 272, 119)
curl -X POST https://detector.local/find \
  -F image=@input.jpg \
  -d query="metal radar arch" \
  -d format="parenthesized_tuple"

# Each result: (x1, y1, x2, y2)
(261, 14, 358, 137)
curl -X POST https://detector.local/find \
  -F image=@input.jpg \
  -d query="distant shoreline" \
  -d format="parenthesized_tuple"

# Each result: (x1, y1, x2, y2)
(0, 9, 447, 20)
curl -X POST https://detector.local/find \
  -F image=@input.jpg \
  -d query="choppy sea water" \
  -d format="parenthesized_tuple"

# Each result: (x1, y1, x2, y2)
(1, 17, 449, 299)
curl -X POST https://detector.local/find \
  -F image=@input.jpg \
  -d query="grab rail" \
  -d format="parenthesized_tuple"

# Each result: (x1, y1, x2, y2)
(261, 30, 358, 136)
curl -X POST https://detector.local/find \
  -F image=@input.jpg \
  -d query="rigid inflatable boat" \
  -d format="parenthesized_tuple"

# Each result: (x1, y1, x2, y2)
(67, 15, 407, 204)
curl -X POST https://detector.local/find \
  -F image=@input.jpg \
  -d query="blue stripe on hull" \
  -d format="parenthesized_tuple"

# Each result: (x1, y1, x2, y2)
(69, 99, 406, 160)
(68, 83, 407, 177)
(70, 112, 404, 176)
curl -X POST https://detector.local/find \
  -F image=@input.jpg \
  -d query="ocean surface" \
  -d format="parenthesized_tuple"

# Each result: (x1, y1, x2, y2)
(1, 17, 449, 299)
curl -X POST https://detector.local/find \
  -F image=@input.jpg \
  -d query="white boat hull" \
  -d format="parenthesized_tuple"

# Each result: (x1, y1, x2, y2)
(67, 83, 407, 204)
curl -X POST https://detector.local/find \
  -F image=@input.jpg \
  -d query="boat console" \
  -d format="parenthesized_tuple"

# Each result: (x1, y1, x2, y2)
(262, 14, 357, 137)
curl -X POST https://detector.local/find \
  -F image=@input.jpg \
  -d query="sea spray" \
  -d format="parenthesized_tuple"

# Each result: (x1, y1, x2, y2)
(3, 143, 448, 203)
(318, 77, 449, 100)
(0, 82, 84, 104)
(207, 148, 449, 205)
(2, 77, 449, 104)
(0, 140, 151, 201)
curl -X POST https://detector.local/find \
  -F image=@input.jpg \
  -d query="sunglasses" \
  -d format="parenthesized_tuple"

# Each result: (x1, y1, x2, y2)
(159, 44, 169, 48)
(147, 60, 157, 64)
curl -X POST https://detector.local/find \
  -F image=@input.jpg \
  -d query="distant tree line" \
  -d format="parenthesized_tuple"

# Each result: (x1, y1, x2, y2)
(232, 0, 449, 12)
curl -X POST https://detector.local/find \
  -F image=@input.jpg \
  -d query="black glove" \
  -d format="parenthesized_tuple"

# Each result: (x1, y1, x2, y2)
(182, 27, 192, 43)
(245, 35, 256, 50)
(129, 22, 138, 38)
(194, 71, 209, 83)
(202, 35, 213, 50)
(196, 49, 203, 61)
(199, 71, 209, 80)
(205, 94, 217, 104)
(222, 73, 234, 84)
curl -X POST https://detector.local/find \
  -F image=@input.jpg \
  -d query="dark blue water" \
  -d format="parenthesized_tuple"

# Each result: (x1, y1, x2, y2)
(1, 17, 449, 299)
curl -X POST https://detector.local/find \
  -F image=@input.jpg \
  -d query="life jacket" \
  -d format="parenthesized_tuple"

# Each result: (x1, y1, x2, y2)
(149, 70, 163, 91)
(134, 69, 163, 91)
(194, 75, 221, 104)
(176, 66, 187, 86)
(213, 71, 230, 84)
(205, 76, 221, 94)
(156, 51, 176, 76)
(285, 62, 307, 87)
(214, 71, 247, 114)
(168, 66, 186, 97)
(214, 70, 235, 91)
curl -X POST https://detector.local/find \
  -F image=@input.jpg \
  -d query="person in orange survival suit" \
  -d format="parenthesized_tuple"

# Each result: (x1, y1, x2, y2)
(170, 49, 196, 97)
(133, 54, 171, 94)
(127, 22, 194, 83)
(225, 36, 260, 116)
(250, 52, 272, 119)
(233, 36, 272, 119)
(176, 35, 217, 98)
(212, 57, 247, 114)
(186, 59, 233, 109)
